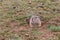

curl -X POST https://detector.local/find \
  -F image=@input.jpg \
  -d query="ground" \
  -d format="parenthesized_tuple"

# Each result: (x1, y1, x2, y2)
(0, 0, 60, 40)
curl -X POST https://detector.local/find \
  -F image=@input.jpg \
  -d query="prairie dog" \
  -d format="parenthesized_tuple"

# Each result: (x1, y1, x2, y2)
(29, 15, 41, 27)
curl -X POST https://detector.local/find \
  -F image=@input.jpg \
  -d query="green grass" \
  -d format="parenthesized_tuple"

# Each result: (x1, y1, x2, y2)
(47, 25, 60, 32)
(0, 0, 60, 40)
(31, 30, 43, 36)
(9, 34, 23, 40)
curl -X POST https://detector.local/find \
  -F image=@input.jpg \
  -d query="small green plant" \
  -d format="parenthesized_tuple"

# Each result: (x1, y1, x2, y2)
(47, 25, 60, 32)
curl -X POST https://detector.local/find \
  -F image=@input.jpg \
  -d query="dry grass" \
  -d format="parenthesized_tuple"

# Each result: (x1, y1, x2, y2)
(0, 0, 60, 40)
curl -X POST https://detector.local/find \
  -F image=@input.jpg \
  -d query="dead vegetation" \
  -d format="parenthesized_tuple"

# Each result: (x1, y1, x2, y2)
(0, 0, 60, 40)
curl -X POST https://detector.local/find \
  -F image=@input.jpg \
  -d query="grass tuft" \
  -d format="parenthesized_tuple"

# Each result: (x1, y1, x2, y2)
(47, 25, 60, 32)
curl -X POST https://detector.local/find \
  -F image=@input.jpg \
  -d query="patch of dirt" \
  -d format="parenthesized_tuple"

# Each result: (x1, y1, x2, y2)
(0, 0, 60, 40)
(48, 16, 60, 26)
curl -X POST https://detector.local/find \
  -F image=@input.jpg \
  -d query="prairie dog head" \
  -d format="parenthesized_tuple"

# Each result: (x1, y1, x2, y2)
(29, 15, 41, 27)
